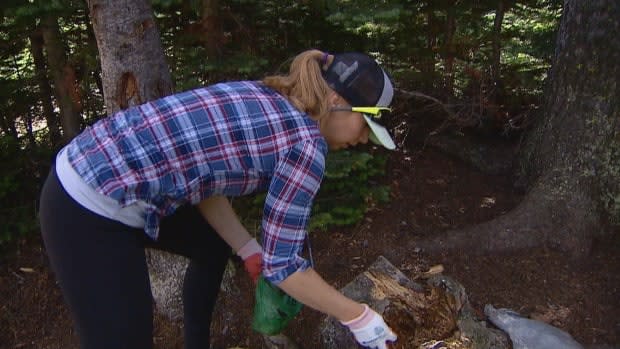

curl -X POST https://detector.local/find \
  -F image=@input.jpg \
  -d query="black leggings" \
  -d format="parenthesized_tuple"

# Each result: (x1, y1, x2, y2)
(39, 167, 232, 349)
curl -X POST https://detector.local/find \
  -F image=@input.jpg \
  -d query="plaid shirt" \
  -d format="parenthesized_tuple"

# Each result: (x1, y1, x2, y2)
(66, 81, 328, 283)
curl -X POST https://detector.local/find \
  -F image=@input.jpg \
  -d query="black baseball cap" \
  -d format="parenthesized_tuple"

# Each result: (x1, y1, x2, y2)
(322, 52, 395, 149)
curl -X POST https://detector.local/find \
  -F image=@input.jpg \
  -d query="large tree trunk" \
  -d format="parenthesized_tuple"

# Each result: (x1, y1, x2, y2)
(87, 0, 174, 114)
(416, 0, 619, 258)
(41, 15, 83, 142)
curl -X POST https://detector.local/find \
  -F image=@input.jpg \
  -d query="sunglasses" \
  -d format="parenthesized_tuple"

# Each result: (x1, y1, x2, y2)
(330, 106, 392, 127)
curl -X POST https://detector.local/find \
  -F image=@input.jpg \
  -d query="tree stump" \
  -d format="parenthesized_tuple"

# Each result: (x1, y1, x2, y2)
(319, 256, 509, 349)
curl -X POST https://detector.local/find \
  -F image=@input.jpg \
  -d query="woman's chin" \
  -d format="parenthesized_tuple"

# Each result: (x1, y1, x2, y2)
(330, 144, 348, 151)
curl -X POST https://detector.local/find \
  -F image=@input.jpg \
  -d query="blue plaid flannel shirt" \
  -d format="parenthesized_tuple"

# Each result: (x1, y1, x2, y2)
(65, 81, 328, 283)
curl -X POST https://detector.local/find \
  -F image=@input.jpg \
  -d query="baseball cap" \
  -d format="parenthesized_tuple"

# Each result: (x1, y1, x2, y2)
(322, 52, 396, 150)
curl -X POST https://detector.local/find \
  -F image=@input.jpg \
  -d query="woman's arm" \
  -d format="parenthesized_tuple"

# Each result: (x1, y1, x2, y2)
(279, 267, 397, 348)
(196, 195, 253, 251)
(278, 267, 364, 322)
(197, 196, 262, 282)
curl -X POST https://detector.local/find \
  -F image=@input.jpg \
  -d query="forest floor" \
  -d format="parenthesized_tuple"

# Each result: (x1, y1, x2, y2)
(1, 144, 619, 349)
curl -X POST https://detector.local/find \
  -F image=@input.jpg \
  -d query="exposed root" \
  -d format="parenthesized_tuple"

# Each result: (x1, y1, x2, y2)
(412, 178, 597, 259)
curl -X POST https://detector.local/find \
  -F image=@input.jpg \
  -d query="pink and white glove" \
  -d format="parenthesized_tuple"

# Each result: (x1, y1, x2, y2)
(341, 304, 397, 349)
(236, 238, 262, 284)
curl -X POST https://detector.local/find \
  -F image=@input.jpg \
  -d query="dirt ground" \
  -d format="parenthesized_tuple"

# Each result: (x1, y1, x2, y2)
(1, 145, 619, 349)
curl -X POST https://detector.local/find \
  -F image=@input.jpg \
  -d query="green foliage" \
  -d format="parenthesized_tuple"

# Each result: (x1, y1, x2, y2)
(0, 135, 52, 251)
(310, 150, 389, 230)
(325, 1, 404, 50)
(499, 3, 562, 95)
(0, 0, 568, 254)
(233, 150, 390, 235)
(154, 0, 357, 84)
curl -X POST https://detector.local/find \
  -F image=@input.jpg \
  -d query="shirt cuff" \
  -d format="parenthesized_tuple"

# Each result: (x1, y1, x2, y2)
(264, 258, 311, 284)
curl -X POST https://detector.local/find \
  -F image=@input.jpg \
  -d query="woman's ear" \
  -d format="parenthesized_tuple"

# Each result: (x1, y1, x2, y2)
(326, 90, 343, 106)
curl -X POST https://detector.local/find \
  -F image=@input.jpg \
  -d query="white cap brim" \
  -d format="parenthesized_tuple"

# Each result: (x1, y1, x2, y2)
(363, 115, 396, 150)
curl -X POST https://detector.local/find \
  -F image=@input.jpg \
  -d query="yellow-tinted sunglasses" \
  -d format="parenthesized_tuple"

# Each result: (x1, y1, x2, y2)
(330, 106, 392, 126)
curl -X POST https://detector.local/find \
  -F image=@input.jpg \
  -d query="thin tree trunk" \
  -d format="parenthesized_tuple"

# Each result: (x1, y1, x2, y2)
(490, 0, 505, 92)
(25, 111, 37, 147)
(41, 15, 83, 142)
(202, 0, 223, 57)
(491, 0, 504, 87)
(29, 27, 61, 147)
(443, 3, 456, 99)
(0, 116, 19, 143)
(420, 2, 438, 92)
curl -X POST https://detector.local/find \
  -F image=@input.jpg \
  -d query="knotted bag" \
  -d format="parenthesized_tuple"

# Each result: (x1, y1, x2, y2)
(251, 276, 303, 335)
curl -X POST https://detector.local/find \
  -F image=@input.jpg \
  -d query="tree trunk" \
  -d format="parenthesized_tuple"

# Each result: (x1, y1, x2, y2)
(85, 21, 105, 98)
(202, 0, 224, 57)
(86, 0, 185, 321)
(0, 116, 19, 143)
(41, 15, 83, 142)
(29, 27, 61, 147)
(490, 0, 505, 92)
(442, 2, 456, 99)
(87, 0, 174, 114)
(418, 2, 438, 92)
(416, 0, 620, 258)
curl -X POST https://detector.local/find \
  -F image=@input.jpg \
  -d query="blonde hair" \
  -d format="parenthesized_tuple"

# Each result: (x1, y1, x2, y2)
(263, 49, 333, 124)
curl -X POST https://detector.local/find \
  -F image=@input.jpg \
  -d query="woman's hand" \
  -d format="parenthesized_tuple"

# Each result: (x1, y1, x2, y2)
(342, 304, 397, 349)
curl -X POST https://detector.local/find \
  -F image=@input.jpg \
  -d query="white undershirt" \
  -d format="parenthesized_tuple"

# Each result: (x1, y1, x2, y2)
(55, 147, 148, 228)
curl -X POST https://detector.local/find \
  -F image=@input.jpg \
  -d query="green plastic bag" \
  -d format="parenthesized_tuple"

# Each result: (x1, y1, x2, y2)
(251, 276, 303, 335)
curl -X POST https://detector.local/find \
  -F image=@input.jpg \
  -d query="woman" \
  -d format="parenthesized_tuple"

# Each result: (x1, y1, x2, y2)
(39, 49, 397, 349)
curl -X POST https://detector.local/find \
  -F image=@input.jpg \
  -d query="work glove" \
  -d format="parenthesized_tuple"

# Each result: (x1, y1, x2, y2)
(237, 238, 262, 283)
(341, 304, 397, 349)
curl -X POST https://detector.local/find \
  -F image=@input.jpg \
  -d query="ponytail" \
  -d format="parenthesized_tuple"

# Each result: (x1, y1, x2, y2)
(263, 50, 332, 123)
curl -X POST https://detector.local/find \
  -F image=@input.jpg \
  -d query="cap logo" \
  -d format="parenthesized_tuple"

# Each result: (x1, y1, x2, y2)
(332, 61, 359, 83)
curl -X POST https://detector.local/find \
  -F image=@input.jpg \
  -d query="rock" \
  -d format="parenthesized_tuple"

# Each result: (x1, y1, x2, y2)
(146, 249, 238, 321)
(262, 333, 301, 349)
(146, 249, 188, 321)
(456, 315, 511, 349)
(484, 304, 584, 349)
(319, 256, 510, 349)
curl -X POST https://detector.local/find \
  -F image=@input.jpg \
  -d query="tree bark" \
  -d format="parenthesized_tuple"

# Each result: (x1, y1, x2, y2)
(41, 15, 83, 142)
(416, 0, 620, 258)
(418, 1, 438, 92)
(202, 0, 224, 57)
(87, 0, 174, 114)
(29, 27, 61, 147)
(0, 115, 19, 143)
(490, 0, 505, 92)
(442, 1, 456, 99)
